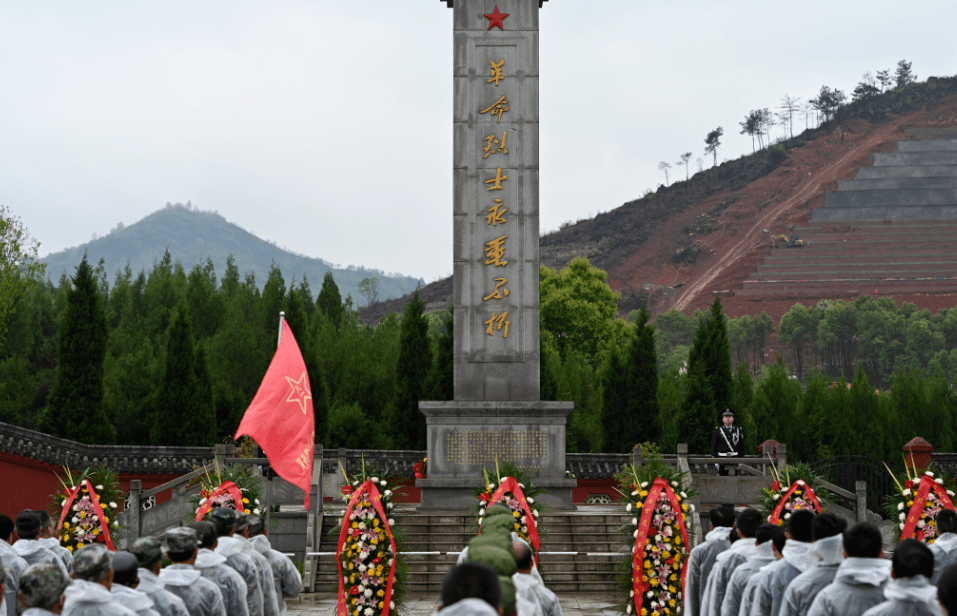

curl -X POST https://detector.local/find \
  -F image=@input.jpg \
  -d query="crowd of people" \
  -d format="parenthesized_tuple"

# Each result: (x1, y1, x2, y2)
(0, 508, 301, 616)
(685, 505, 957, 616)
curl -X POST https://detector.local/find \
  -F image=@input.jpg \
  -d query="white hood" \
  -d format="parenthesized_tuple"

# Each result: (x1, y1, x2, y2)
(159, 565, 202, 586)
(706, 527, 732, 543)
(194, 548, 227, 569)
(249, 535, 271, 554)
(137, 568, 166, 593)
(39, 538, 61, 551)
(214, 536, 245, 558)
(747, 541, 776, 562)
(13, 540, 50, 559)
(439, 598, 500, 616)
(782, 541, 814, 573)
(64, 579, 113, 604)
(111, 584, 156, 612)
(715, 536, 754, 563)
(884, 575, 937, 605)
(834, 557, 891, 587)
(808, 535, 844, 567)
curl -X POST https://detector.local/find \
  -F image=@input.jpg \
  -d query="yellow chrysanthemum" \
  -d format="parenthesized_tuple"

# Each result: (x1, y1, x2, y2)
(669, 574, 678, 581)
(649, 578, 659, 588)
(243, 498, 250, 504)
(377, 590, 385, 597)
(668, 585, 676, 593)
(244, 509, 250, 514)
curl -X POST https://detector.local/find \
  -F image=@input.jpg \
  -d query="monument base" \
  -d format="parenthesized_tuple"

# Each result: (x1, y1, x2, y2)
(417, 401, 576, 510)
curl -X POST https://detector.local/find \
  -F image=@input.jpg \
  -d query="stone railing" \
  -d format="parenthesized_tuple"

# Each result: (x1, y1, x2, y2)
(0, 421, 214, 475)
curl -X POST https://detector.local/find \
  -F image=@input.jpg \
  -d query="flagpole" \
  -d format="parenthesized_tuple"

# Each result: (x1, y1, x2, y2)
(265, 311, 285, 532)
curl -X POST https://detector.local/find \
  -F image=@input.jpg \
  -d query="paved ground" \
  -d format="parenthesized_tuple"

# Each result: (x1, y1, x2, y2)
(287, 593, 623, 615)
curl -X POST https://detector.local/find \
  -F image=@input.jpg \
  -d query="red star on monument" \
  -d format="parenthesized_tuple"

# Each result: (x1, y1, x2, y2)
(285, 372, 312, 415)
(484, 5, 509, 30)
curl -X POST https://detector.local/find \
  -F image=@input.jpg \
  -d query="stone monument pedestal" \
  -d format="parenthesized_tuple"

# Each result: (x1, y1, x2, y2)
(416, 401, 577, 510)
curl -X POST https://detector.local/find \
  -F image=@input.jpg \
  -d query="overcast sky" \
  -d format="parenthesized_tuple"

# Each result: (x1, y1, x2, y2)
(3, 1, 955, 283)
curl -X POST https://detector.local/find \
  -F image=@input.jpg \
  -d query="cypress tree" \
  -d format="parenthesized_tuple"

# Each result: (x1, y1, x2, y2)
(705, 296, 734, 413)
(677, 360, 715, 454)
(191, 343, 217, 444)
(39, 254, 115, 444)
(423, 305, 453, 401)
(683, 296, 735, 452)
(316, 271, 345, 329)
(386, 291, 432, 449)
(625, 307, 660, 444)
(152, 303, 214, 446)
(599, 346, 629, 452)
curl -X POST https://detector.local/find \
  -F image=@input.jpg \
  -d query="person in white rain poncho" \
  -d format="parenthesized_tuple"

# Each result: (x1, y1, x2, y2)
(701, 509, 764, 616)
(231, 515, 280, 616)
(12, 514, 68, 580)
(109, 552, 161, 616)
(736, 527, 785, 616)
(62, 544, 137, 616)
(129, 537, 190, 616)
(207, 509, 263, 616)
(931, 510, 957, 586)
(686, 506, 736, 616)
(861, 539, 943, 616)
(435, 563, 503, 616)
(777, 513, 847, 616)
(511, 541, 560, 616)
(188, 522, 249, 616)
(0, 515, 28, 616)
(158, 528, 226, 616)
(750, 509, 815, 616)
(806, 522, 891, 616)
(32, 513, 71, 577)
(244, 516, 300, 616)
(719, 524, 778, 616)
(17, 563, 69, 616)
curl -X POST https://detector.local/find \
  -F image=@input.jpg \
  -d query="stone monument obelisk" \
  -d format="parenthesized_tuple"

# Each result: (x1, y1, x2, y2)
(418, 0, 576, 509)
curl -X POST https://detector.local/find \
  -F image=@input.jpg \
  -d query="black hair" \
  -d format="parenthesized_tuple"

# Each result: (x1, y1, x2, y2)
(189, 522, 218, 549)
(755, 523, 776, 545)
(33, 510, 52, 526)
(513, 542, 532, 570)
(15, 510, 41, 540)
(0, 515, 13, 541)
(938, 563, 957, 614)
(893, 539, 934, 579)
(440, 563, 502, 610)
(843, 522, 883, 558)
(710, 506, 736, 529)
(937, 510, 957, 535)
(735, 509, 763, 539)
(247, 515, 265, 537)
(167, 549, 195, 563)
(785, 510, 815, 543)
(812, 513, 848, 541)
(772, 526, 787, 553)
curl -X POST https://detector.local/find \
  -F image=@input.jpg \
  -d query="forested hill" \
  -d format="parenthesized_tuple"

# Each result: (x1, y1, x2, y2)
(41, 203, 423, 302)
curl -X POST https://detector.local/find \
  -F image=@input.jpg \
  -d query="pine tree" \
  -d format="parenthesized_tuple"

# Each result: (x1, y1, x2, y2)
(191, 343, 217, 444)
(705, 296, 734, 413)
(423, 306, 453, 401)
(152, 303, 214, 446)
(683, 296, 734, 453)
(599, 346, 629, 452)
(317, 271, 345, 329)
(39, 254, 116, 444)
(677, 361, 714, 454)
(386, 291, 432, 449)
(625, 307, 660, 445)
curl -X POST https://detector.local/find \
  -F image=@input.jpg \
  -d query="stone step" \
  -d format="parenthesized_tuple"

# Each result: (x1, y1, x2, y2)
(872, 151, 957, 166)
(895, 139, 957, 152)
(838, 177, 957, 190)
(738, 281, 957, 297)
(857, 165, 957, 179)
(905, 128, 957, 139)
(764, 256, 957, 266)
(756, 263, 957, 275)
(812, 205, 957, 222)
(823, 188, 957, 208)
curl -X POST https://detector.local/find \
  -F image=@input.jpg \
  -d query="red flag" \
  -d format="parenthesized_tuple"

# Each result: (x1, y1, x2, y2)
(235, 319, 314, 508)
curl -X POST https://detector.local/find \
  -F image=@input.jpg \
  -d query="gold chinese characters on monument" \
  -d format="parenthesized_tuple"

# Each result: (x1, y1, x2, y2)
(445, 429, 547, 467)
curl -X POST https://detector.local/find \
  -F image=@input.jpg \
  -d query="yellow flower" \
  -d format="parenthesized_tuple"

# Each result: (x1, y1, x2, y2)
(641, 610, 648, 616)
(77, 543, 85, 549)
(668, 585, 676, 593)
(669, 574, 678, 581)
(79, 512, 87, 519)
(649, 578, 659, 587)
(377, 602, 384, 609)
(351, 522, 358, 529)
(244, 509, 250, 514)
(669, 600, 676, 608)
(644, 560, 652, 569)
(376, 590, 385, 597)
(243, 498, 250, 504)
(513, 511, 520, 518)
(66, 545, 74, 553)
(636, 502, 643, 509)
(104, 516, 109, 523)
(348, 563, 355, 570)
(64, 522, 70, 529)
(640, 491, 648, 498)
(682, 504, 688, 512)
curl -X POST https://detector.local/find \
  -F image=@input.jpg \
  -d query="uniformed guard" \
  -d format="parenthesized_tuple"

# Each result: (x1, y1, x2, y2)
(710, 409, 743, 476)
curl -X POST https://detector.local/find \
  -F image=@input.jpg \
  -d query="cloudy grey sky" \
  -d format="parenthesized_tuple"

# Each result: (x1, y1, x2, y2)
(3, 1, 955, 283)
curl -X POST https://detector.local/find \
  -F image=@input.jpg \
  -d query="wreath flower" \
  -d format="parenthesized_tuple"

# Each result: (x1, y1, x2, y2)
(760, 462, 829, 525)
(885, 460, 956, 544)
(52, 467, 123, 553)
(190, 463, 263, 521)
(473, 461, 546, 560)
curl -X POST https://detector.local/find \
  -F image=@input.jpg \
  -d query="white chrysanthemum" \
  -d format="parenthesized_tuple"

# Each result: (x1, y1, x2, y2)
(254, 499, 260, 505)
(358, 564, 367, 572)
(630, 590, 635, 597)
(671, 481, 678, 487)
(527, 497, 535, 504)
(918, 520, 926, 529)
(199, 498, 207, 505)
(784, 513, 791, 520)
(797, 480, 805, 486)
(380, 480, 387, 486)
(364, 588, 373, 598)
(388, 518, 395, 526)
(773, 494, 781, 500)
(96, 484, 104, 490)
(937, 478, 945, 485)
(690, 504, 695, 512)
(680, 492, 687, 499)
(364, 609, 373, 616)
(634, 530, 639, 538)
(898, 502, 905, 510)
(631, 491, 639, 496)
(532, 510, 539, 518)
(626, 504, 632, 512)
(113, 521, 119, 527)
(900, 513, 907, 521)
(948, 490, 955, 497)
(384, 490, 392, 497)
(646, 592, 654, 599)
(641, 482, 649, 488)
(903, 489, 912, 496)
(632, 517, 638, 526)
(390, 603, 395, 610)
(627, 605, 633, 614)
(487, 484, 495, 491)
(900, 523, 905, 529)
(926, 471, 935, 477)
(109, 502, 117, 509)
(387, 503, 394, 510)
(61, 499, 67, 506)
(371, 477, 379, 483)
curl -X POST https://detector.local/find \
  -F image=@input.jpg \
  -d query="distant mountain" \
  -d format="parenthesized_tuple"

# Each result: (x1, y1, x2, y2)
(40, 203, 423, 303)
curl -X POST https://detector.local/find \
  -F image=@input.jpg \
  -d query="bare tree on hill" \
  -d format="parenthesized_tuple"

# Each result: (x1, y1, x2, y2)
(658, 161, 671, 186)
(740, 110, 761, 153)
(704, 127, 724, 167)
(677, 152, 692, 180)
(779, 94, 801, 139)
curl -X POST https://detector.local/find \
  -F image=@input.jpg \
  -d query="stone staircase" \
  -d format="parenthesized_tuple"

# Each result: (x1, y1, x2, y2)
(313, 506, 631, 594)
(742, 128, 957, 298)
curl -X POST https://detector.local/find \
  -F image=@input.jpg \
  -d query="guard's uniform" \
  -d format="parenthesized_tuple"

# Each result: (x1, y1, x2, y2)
(711, 421, 743, 476)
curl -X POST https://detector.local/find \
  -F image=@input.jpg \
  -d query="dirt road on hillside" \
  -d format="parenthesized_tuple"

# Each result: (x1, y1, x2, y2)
(672, 127, 901, 312)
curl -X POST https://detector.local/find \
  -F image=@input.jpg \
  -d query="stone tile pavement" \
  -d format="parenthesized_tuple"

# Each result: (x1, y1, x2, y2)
(287, 593, 623, 615)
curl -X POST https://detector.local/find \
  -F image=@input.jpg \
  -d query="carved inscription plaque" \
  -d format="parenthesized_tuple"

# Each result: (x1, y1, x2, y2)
(445, 429, 546, 470)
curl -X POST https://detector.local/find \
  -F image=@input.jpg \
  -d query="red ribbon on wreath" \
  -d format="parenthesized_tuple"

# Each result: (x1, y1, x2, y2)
(336, 480, 398, 616)
(901, 475, 957, 541)
(56, 479, 115, 551)
(769, 480, 823, 525)
(481, 477, 540, 566)
(194, 481, 247, 522)
(632, 478, 690, 616)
